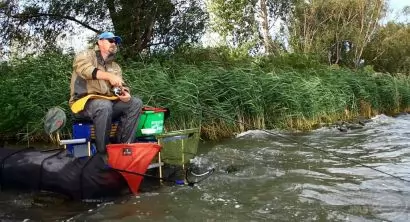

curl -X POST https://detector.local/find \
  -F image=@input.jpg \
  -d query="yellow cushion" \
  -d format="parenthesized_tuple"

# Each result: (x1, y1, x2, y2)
(71, 95, 118, 113)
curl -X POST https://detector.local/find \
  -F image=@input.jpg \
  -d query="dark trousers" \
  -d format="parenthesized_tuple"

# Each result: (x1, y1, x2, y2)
(77, 97, 143, 154)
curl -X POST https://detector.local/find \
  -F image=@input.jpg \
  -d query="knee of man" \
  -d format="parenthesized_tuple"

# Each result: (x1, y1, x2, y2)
(130, 97, 143, 109)
(95, 100, 113, 115)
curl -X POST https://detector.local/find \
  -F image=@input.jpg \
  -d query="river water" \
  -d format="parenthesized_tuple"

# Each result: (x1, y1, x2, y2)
(1, 114, 410, 221)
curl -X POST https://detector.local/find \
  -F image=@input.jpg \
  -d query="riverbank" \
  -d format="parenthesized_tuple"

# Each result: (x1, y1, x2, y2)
(1, 51, 410, 142)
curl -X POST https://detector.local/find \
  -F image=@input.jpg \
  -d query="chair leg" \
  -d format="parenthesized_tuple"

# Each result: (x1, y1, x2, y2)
(87, 142, 91, 156)
(158, 152, 162, 183)
(181, 139, 185, 170)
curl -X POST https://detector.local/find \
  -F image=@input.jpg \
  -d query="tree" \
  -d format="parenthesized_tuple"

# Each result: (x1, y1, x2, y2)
(290, 0, 386, 68)
(207, 0, 296, 55)
(207, 0, 257, 49)
(402, 5, 410, 23)
(0, 0, 208, 58)
(363, 22, 410, 74)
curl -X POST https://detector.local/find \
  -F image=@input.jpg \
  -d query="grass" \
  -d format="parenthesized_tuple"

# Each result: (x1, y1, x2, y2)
(1, 49, 410, 142)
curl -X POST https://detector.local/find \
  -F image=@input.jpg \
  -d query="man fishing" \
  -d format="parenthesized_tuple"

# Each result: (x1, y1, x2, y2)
(68, 31, 143, 156)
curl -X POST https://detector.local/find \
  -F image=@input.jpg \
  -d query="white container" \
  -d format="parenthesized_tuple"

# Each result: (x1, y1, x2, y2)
(141, 128, 156, 135)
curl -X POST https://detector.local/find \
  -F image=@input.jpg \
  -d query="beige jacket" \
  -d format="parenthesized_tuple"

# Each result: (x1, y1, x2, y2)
(69, 45, 128, 106)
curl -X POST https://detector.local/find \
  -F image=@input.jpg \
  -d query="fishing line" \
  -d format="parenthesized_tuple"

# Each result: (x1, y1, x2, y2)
(138, 88, 410, 184)
(110, 167, 215, 186)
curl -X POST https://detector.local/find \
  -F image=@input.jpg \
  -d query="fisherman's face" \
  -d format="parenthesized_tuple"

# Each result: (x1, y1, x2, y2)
(98, 38, 118, 55)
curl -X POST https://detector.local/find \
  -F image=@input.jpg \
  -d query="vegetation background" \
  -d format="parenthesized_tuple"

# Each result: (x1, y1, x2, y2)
(0, 0, 409, 142)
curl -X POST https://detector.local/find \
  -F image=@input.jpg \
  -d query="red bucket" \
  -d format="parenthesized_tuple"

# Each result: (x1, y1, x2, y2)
(107, 143, 161, 194)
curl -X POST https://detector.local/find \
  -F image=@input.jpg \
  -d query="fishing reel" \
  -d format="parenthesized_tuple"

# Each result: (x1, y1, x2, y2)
(112, 87, 123, 96)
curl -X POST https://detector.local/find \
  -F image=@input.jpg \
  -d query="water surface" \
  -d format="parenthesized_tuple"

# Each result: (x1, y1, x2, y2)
(2, 114, 410, 221)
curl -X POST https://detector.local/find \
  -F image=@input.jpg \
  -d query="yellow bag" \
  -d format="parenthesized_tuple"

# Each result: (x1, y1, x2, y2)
(70, 95, 118, 113)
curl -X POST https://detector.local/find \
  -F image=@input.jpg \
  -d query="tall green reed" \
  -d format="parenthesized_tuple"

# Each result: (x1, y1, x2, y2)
(2, 50, 410, 141)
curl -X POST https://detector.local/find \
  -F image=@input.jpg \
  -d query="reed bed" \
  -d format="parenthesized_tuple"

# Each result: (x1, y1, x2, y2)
(1, 51, 410, 141)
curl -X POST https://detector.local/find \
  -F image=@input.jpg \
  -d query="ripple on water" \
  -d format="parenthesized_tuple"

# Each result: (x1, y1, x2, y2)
(6, 114, 410, 221)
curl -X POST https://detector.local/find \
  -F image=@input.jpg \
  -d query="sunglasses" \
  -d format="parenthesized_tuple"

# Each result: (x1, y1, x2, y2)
(105, 39, 117, 44)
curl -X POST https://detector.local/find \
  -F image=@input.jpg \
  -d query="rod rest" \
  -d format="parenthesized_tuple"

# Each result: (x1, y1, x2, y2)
(59, 138, 87, 145)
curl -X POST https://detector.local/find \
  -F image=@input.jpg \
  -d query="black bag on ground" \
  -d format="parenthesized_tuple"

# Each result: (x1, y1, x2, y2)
(0, 147, 128, 200)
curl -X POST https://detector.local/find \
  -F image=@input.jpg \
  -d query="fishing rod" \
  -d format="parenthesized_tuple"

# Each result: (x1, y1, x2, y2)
(138, 88, 410, 184)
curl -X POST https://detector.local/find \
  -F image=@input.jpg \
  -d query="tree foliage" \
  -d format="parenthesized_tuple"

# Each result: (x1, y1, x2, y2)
(363, 22, 410, 74)
(207, 0, 296, 54)
(208, 0, 258, 48)
(1, 0, 408, 75)
(0, 0, 208, 58)
(290, 0, 386, 68)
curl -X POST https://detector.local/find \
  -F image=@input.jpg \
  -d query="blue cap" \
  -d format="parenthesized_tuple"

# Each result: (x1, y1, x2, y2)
(98, 31, 122, 44)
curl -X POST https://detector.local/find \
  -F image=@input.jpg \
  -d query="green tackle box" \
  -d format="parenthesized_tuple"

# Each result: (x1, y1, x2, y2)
(135, 108, 167, 137)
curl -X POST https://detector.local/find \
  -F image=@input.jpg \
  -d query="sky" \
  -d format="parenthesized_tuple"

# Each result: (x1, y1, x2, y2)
(386, 0, 409, 22)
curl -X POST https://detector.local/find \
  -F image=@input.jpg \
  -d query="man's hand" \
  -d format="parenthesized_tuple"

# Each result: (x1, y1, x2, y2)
(97, 70, 123, 87)
(109, 74, 123, 87)
(118, 90, 131, 102)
